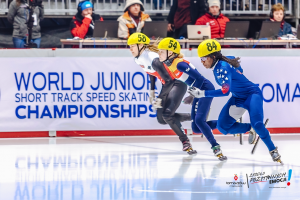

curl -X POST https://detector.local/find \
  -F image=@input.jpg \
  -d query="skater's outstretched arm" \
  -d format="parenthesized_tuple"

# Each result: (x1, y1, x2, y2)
(176, 62, 205, 89)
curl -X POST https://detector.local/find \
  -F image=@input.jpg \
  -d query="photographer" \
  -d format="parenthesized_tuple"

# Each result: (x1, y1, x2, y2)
(7, 0, 44, 48)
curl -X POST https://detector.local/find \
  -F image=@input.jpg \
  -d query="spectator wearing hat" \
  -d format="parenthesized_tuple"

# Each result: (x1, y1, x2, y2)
(70, 1, 103, 39)
(195, 0, 229, 39)
(117, 0, 151, 39)
(167, 0, 206, 39)
(270, 3, 293, 37)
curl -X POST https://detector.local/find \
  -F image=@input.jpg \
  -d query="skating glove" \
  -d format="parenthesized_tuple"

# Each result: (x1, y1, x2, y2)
(149, 90, 155, 104)
(188, 87, 205, 98)
(152, 98, 163, 110)
(183, 95, 194, 105)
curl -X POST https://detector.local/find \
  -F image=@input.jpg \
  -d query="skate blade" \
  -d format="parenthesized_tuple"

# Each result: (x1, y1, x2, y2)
(216, 153, 227, 161)
(250, 137, 257, 145)
(277, 159, 284, 165)
(186, 148, 197, 155)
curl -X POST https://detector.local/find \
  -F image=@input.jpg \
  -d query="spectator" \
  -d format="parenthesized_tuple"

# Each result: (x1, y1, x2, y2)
(7, 0, 44, 48)
(117, 0, 151, 39)
(195, 0, 229, 39)
(167, 0, 206, 39)
(270, 3, 293, 37)
(70, 1, 103, 39)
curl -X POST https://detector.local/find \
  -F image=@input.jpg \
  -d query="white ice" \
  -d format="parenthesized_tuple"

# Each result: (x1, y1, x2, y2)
(0, 134, 298, 200)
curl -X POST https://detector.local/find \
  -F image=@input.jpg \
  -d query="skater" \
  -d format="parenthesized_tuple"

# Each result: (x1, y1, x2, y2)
(189, 39, 282, 164)
(127, 33, 196, 155)
(157, 37, 226, 161)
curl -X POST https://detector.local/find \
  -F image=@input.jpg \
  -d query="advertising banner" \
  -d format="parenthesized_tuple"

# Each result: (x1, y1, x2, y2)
(0, 56, 299, 131)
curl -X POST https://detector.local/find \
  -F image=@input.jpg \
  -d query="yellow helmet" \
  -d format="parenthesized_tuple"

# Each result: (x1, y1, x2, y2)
(197, 39, 221, 57)
(157, 37, 181, 54)
(127, 33, 150, 45)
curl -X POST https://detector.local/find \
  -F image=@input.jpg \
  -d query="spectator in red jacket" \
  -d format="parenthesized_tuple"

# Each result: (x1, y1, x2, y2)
(70, 1, 103, 39)
(195, 0, 229, 39)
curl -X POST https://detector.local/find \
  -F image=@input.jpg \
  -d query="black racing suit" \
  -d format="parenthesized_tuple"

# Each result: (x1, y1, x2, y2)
(150, 58, 190, 142)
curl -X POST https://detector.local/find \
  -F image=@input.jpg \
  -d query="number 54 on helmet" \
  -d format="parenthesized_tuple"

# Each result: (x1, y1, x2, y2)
(158, 37, 181, 54)
(198, 39, 221, 58)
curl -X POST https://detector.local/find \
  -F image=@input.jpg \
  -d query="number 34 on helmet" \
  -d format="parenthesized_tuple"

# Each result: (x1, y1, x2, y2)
(198, 39, 221, 58)
(127, 33, 150, 45)
(158, 37, 181, 54)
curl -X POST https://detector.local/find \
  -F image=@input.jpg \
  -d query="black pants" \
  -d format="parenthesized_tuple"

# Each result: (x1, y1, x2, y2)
(156, 80, 190, 142)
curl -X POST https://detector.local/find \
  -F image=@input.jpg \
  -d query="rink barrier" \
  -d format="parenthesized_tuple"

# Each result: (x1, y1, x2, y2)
(0, 49, 299, 138)
(0, 128, 299, 138)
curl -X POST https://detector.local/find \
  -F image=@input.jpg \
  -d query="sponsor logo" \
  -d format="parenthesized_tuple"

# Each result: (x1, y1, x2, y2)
(234, 174, 238, 181)
(226, 174, 246, 187)
(225, 169, 292, 189)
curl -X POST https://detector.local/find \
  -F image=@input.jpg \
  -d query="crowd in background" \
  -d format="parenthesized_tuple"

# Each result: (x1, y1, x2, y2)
(6, 0, 295, 48)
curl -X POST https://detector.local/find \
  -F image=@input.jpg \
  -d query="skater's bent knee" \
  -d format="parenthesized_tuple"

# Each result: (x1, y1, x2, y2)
(192, 123, 201, 134)
(162, 109, 174, 122)
(252, 121, 269, 138)
(157, 117, 167, 125)
(217, 124, 229, 135)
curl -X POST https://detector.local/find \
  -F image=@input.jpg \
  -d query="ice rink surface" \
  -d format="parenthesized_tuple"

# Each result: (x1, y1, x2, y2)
(0, 134, 298, 200)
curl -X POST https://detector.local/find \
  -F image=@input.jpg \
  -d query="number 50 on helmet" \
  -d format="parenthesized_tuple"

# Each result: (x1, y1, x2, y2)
(127, 33, 150, 45)
(158, 37, 181, 54)
(197, 39, 221, 58)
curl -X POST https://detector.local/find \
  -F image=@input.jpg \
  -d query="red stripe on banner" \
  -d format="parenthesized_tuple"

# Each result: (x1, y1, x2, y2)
(0, 128, 299, 138)
(57, 130, 176, 137)
(267, 128, 300, 134)
(0, 132, 49, 138)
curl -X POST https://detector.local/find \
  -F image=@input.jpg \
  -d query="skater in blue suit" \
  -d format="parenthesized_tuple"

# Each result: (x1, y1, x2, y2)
(188, 39, 283, 164)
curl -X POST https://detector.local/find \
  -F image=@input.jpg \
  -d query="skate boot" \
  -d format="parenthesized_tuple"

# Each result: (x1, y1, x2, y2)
(182, 139, 197, 155)
(269, 147, 283, 165)
(212, 145, 227, 161)
(248, 127, 257, 144)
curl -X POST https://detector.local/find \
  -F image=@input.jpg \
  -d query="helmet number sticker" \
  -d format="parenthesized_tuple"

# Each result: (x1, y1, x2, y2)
(138, 34, 146, 42)
(206, 41, 217, 51)
(168, 40, 177, 50)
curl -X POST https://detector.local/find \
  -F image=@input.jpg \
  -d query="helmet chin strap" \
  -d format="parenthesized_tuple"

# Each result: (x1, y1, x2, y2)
(135, 44, 145, 59)
(163, 50, 177, 66)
